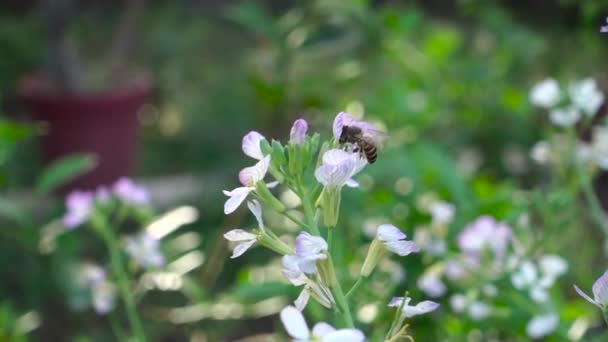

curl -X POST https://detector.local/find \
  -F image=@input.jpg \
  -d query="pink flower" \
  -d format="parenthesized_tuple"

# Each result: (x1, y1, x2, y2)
(457, 216, 511, 262)
(223, 156, 271, 214)
(63, 190, 94, 229)
(112, 177, 150, 205)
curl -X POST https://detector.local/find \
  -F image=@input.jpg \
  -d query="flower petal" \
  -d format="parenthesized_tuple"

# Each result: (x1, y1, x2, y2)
(333, 112, 357, 140)
(223, 187, 253, 214)
(239, 156, 270, 186)
(592, 268, 608, 306)
(231, 239, 257, 259)
(282, 255, 305, 284)
(344, 178, 359, 188)
(242, 131, 265, 160)
(403, 300, 440, 318)
(290, 119, 308, 145)
(247, 200, 264, 228)
(377, 224, 406, 242)
(224, 229, 256, 242)
(280, 306, 309, 340)
(312, 322, 335, 337)
(387, 296, 406, 307)
(294, 289, 310, 311)
(574, 284, 597, 306)
(384, 240, 420, 256)
(322, 329, 365, 342)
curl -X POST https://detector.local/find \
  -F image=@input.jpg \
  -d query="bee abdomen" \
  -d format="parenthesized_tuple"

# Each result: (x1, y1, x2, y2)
(363, 143, 377, 163)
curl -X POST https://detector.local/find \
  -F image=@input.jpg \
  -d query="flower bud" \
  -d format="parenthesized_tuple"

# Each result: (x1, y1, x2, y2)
(318, 188, 341, 228)
(258, 231, 294, 255)
(289, 119, 308, 145)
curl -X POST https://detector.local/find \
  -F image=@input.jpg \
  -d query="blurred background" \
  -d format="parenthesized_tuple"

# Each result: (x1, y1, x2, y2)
(1, 0, 608, 341)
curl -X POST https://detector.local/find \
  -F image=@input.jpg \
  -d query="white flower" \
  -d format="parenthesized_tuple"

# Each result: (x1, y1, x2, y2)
(428, 201, 455, 225)
(315, 149, 366, 188)
(530, 141, 551, 164)
(282, 255, 335, 310)
(242, 131, 266, 160)
(388, 296, 439, 318)
(468, 301, 491, 321)
(549, 106, 581, 127)
(569, 78, 604, 116)
(223, 201, 265, 259)
(295, 232, 328, 275)
(574, 268, 608, 310)
(280, 306, 364, 342)
(457, 216, 511, 263)
(125, 232, 165, 268)
(417, 272, 446, 298)
(223, 155, 270, 214)
(449, 294, 468, 313)
(377, 224, 420, 256)
(92, 281, 117, 315)
(526, 313, 559, 339)
(511, 256, 567, 303)
(530, 78, 561, 108)
(538, 254, 568, 285)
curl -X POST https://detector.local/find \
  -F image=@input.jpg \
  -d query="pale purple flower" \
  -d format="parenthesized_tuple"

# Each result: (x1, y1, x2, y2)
(449, 294, 468, 313)
(223, 201, 265, 258)
(223, 155, 271, 214)
(574, 268, 608, 310)
(569, 78, 604, 116)
(280, 306, 364, 342)
(63, 190, 94, 229)
(282, 255, 335, 310)
(526, 313, 559, 339)
(444, 260, 468, 280)
(417, 272, 446, 298)
(112, 177, 150, 205)
(295, 232, 328, 275)
(388, 296, 440, 318)
(124, 232, 165, 268)
(315, 149, 366, 188)
(529, 78, 561, 108)
(457, 216, 511, 262)
(242, 131, 266, 160)
(290, 119, 308, 145)
(429, 201, 455, 225)
(468, 301, 491, 321)
(377, 224, 420, 256)
(549, 106, 581, 127)
(95, 186, 110, 203)
(332, 112, 377, 142)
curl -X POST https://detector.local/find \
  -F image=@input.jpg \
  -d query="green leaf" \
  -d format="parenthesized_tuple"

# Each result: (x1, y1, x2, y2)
(35, 154, 97, 194)
(0, 118, 35, 144)
(0, 196, 30, 227)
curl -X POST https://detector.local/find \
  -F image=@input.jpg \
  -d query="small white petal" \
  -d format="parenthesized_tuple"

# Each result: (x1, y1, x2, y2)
(345, 178, 359, 188)
(377, 224, 406, 242)
(280, 306, 309, 340)
(574, 284, 597, 306)
(294, 289, 310, 311)
(530, 78, 561, 108)
(223, 187, 253, 214)
(312, 322, 335, 337)
(224, 229, 257, 242)
(322, 329, 365, 342)
(549, 106, 581, 127)
(387, 296, 406, 307)
(242, 131, 265, 160)
(530, 286, 549, 303)
(402, 300, 440, 318)
(592, 268, 608, 306)
(247, 200, 264, 228)
(231, 239, 257, 259)
(468, 301, 491, 320)
(384, 240, 420, 256)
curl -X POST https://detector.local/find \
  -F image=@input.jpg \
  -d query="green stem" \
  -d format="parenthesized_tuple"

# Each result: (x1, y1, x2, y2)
(108, 313, 127, 341)
(281, 210, 310, 231)
(297, 179, 320, 236)
(98, 223, 147, 342)
(346, 277, 365, 298)
(576, 162, 608, 239)
(329, 258, 354, 328)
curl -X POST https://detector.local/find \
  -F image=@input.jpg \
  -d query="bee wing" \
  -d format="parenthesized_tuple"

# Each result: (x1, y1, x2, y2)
(363, 128, 388, 149)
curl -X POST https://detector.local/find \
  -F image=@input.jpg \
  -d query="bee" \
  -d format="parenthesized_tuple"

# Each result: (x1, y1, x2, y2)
(339, 125, 379, 163)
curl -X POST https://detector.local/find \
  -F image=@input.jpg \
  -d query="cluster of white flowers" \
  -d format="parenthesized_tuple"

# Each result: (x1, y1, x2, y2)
(222, 113, 440, 341)
(529, 77, 608, 170)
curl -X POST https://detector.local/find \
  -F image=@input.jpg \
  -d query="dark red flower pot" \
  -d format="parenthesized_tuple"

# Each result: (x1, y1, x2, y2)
(19, 75, 150, 191)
